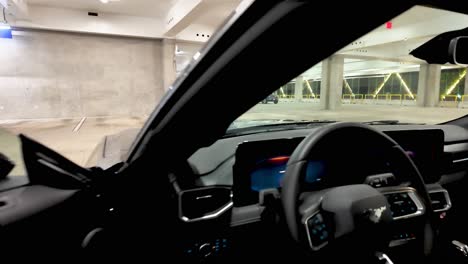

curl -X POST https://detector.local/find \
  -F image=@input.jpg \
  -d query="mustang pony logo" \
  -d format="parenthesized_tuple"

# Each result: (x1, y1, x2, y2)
(367, 206, 387, 223)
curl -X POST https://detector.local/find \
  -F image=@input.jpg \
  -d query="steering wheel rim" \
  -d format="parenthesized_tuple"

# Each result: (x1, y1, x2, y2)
(281, 122, 435, 256)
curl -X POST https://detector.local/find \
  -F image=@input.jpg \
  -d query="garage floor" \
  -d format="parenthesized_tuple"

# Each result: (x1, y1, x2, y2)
(1, 103, 468, 168)
(240, 103, 468, 124)
(0, 117, 146, 167)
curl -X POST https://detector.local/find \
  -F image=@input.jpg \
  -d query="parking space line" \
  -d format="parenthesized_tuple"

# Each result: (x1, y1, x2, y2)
(73, 117, 87, 132)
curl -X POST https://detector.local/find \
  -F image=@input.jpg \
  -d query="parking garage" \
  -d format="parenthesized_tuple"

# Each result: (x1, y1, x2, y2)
(1, 1, 468, 166)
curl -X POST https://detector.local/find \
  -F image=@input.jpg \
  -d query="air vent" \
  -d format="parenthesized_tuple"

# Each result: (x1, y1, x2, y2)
(179, 186, 232, 222)
(442, 151, 468, 174)
(429, 190, 452, 212)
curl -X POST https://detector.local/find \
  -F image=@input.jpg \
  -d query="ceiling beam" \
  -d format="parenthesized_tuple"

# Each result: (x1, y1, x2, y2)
(340, 54, 424, 64)
(12, 6, 164, 39)
(164, 0, 206, 37)
(341, 36, 433, 60)
(340, 11, 468, 53)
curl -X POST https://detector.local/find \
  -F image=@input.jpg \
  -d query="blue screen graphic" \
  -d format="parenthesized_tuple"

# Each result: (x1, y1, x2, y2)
(250, 156, 324, 191)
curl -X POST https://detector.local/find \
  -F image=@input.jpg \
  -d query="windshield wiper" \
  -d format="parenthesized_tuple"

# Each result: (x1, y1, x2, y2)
(224, 120, 336, 137)
(362, 120, 425, 125)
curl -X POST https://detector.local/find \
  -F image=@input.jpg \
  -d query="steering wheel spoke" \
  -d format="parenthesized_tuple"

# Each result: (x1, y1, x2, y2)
(303, 210, 331, 250)
(377, 187, 426, 220)
(299, 191, 332, 251)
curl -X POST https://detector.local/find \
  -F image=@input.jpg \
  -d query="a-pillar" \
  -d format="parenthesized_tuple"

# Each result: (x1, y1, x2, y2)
(417, 64, 441, 107)
(162, 39, 177, 92)
(295, 76, 303, 102)
(320, 55, 344, 110)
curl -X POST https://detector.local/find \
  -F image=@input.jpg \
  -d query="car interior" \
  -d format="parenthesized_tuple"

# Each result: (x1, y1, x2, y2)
(2, 1, 468, 263)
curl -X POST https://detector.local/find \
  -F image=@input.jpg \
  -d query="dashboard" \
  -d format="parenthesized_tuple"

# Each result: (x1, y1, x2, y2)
(179, 124, 468, 261)
(189, 125, 467, 187)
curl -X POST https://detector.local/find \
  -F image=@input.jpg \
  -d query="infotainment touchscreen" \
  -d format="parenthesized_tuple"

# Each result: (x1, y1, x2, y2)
(384, 129, 444, 184)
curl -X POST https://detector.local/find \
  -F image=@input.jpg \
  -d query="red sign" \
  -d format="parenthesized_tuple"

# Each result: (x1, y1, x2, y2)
(386, 21, 392, 29)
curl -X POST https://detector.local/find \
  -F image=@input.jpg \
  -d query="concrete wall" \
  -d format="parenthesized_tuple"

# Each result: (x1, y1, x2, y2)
(0, 30, 165, 120)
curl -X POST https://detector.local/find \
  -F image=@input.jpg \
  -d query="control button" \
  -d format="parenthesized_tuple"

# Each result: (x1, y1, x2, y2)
(307, 213, 329, 248)
(386, 192, 418, 218)
(313, 214, 323, 224)
(322, 230, 329, 239)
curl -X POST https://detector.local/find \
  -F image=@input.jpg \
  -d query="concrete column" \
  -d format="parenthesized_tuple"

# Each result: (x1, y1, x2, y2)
(162, 39, 177, 92)
(294, 76, 303, 102)
(417, 64, 441, 107)
(320, 55, 344, 110)
(464, 67, 468, 95)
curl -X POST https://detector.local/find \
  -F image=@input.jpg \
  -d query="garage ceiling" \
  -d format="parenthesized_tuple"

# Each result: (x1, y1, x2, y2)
(27, 0, 177, 18)
(196, 1, 239, 26)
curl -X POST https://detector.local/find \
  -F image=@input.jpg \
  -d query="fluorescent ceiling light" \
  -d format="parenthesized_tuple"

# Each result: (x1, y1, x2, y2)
(100, 0, 121, 3)
(401, 65, 419, 68)
(0, 24, 11, 30)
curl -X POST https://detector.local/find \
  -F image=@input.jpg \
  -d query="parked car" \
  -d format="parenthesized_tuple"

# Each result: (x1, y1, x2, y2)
(262, 94, 279, 104)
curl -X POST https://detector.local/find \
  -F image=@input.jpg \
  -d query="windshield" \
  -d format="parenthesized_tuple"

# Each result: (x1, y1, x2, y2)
(232, 5, 468, 131)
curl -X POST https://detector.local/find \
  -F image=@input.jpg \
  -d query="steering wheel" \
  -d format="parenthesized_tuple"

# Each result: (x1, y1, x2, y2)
(282, 122, 435, 261)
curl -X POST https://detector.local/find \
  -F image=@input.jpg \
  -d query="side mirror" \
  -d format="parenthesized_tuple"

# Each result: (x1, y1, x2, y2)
(178, 186, 232, 222)
(449, 36, 468, 65)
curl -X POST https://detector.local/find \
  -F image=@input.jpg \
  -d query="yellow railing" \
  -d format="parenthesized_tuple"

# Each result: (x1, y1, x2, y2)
(364, 94, 375, 100)
(279, 95, 294, 99)
(462, 95, 468, 103)
(388, 94, 402, 101)
(376, 94, 388, 100)
(354, 94, 364, 100)
(342, 94, 365, 103)
(303, 94, 317, 99)
(404, 94, 416, 101)
(441, 95, 458, 102)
